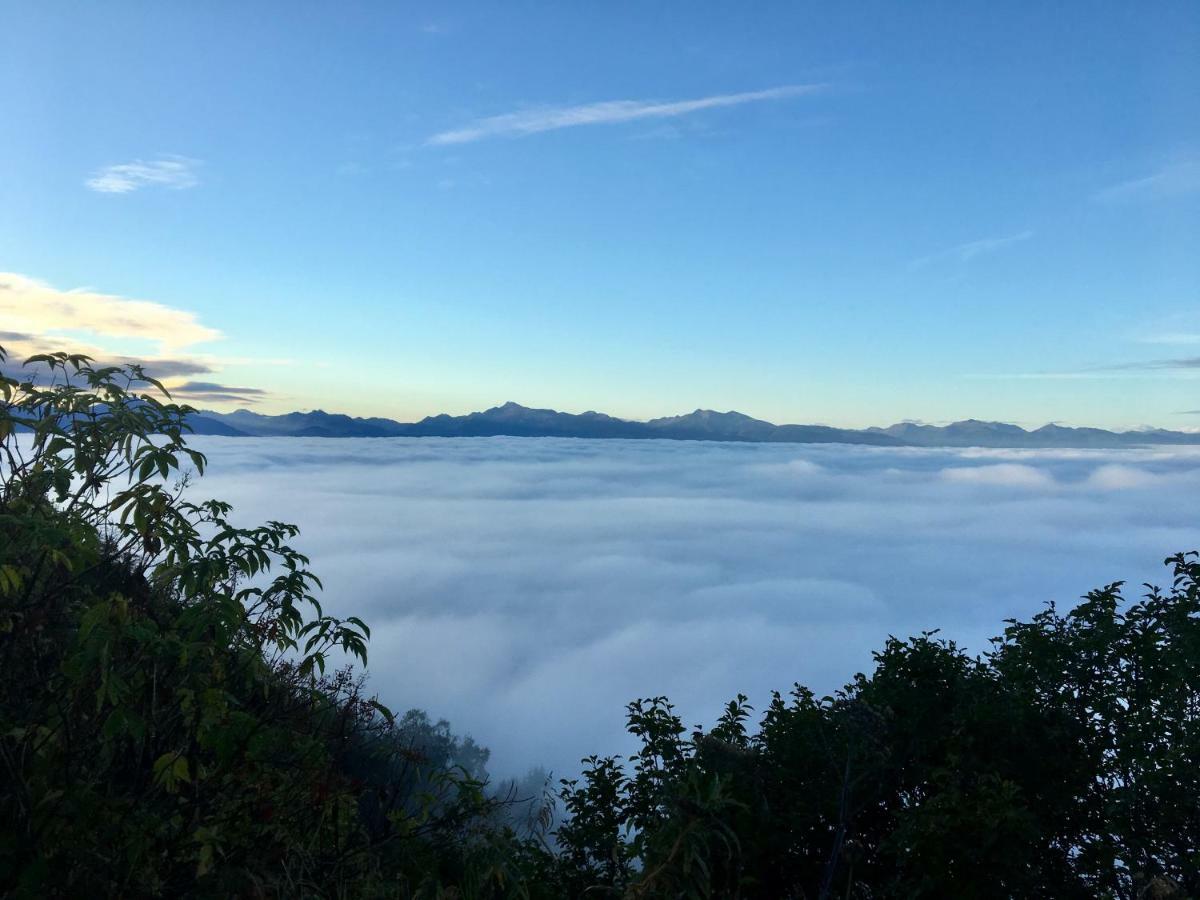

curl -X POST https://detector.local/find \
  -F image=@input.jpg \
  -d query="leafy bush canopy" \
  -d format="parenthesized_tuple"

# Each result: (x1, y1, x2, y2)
(557, 560, 1200, 899)
(0, 349, 553, 897)
(2, 347, 1197, 899)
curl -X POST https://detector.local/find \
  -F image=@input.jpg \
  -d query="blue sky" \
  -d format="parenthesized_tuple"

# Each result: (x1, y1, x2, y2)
(1, 1, 1197, 428)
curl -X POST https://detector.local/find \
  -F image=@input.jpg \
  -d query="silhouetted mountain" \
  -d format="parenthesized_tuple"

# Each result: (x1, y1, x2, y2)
(203, 409, 407, 438)
(189, 404, 1200, 449)
(873, 419, 1032, 447)
(185, 415, 251, 437)
(646, 409, 778, 441)
(407, 402, 647, 438)
(869, 419, 1200, 449)
(647, 409, 904, 446)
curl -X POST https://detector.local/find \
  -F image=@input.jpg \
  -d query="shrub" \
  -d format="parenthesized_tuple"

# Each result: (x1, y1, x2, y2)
(0, 349, 552, 898)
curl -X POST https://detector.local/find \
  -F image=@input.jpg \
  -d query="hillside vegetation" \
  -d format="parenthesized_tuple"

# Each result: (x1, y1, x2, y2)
(1, 349, 1197, 898)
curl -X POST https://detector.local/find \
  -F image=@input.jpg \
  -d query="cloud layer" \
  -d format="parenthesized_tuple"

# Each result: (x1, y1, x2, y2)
(428, 84, 825, 145)
(188, 437, 1200, 779)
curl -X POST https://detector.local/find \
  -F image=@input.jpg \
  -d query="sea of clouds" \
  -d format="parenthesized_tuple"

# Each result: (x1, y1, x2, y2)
(189, 436, 1200, 779)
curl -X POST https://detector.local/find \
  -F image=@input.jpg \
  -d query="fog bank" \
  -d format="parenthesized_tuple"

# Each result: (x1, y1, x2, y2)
(190, 437, 1200, 777)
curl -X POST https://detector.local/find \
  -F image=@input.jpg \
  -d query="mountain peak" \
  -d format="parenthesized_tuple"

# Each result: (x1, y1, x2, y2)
(693, 409, 751, 419)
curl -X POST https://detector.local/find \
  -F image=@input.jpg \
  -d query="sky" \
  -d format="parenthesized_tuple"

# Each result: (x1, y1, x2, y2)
(190, 436, 1200, 776)
(2, 1, 1198, 428)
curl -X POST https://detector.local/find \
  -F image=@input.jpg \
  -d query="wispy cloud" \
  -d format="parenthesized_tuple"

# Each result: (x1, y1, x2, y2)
(86, 155, 201, 193)
(1139, 333, 1200, 346)
(1095, 158, 1200, 203)
(974, 356, 1200, 380)
(1119, 312, 1200, 349)
(172, 381, 270, 404)
(966, 372, 1106, 381)
(909, 230, 1034, 270)
(427, 84, 826, 146)
(1103, 357, 1200, 372)
(1133, 315, 1200, 347)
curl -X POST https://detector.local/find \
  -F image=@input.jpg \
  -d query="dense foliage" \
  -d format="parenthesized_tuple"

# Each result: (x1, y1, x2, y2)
(0, 350, 554, 898)
(2, 348, 1197, 898)
(557, 565, 1200, 899)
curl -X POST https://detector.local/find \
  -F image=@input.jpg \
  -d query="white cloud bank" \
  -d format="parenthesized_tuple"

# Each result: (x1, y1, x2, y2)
(189, 437, 1200, 778)
(427, 84, 826, 145)
(0, 271, 219, 352)
(86, 156, 201, 193)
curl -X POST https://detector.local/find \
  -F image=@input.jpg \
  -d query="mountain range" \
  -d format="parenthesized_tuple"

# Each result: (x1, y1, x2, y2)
(186, 403, 1200, 449)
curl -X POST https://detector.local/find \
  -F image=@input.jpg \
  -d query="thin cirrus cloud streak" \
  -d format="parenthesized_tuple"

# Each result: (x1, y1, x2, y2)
(1103, 357, 1200, 372)
(171, 382, 270, 405)
(85, 155, 201, 193)
(971, 356, 1200, 381)
(1094, 158, 1200, 203)
(426, 84, 827, 145)
(1139, 333, 1200, 346)
(1132, 314, 1200, 347)
(909, 230, 1034, 270)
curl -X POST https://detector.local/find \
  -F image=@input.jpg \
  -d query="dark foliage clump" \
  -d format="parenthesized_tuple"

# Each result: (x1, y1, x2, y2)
(0, 350, 556, 898)
(555, 556, 1200, 899)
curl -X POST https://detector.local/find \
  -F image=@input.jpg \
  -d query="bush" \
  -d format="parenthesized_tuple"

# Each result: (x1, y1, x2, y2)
(0, 349, 553, 898)
(555, 557, 1200, 898)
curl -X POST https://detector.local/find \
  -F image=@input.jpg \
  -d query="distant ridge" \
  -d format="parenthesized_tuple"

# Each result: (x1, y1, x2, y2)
(187, 403, 1200, 449)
